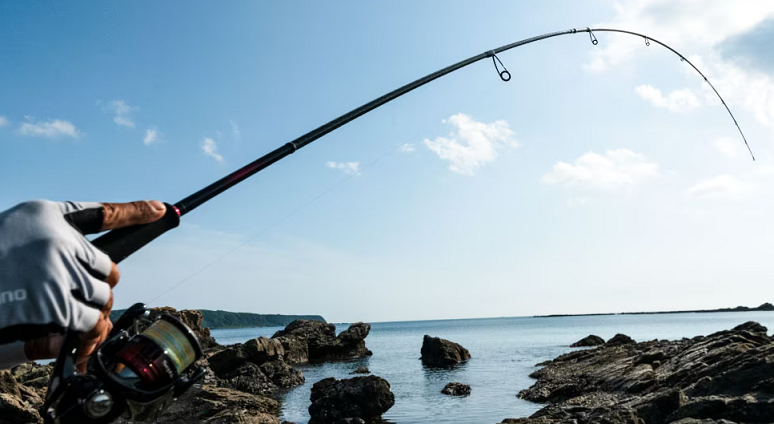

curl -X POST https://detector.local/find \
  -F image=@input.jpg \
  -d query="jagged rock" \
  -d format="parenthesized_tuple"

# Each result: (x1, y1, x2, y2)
(209, 337, 285, 375)
(152, 307, 218, 350)
(441, 382, 471, 396)
(0, 370, 20, 398)
(606, 333, 635, 346)
(570, 334, 605, 347)
(350, 366, 370, 374)
(114, 385, 280, 424)
(308, 376, 395, 424)
(272, 320, 372, 363)
(0, 392, 43, 424)
(209, 337, 304, 395)
(511, 322, 774, 424)
(420, 335, 470, 367)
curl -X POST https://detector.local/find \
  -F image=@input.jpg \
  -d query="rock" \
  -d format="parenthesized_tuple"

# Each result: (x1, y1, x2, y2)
(272, 320, 372, 363)
(441, 382, 471, 396)
(209, 337, 304, 395)
(152, 307, 219, 351)
(114, 385, 280, 424)
(570, 334, 605, 347)
(0, 370, 20, 399)
(0, 393, 43, 424)
(606, 333, 635, 346)
(350, 366, 370, 374)
(512, 321, 774, 424)
(420, 335, 470, 367)
(308, 376, 395, 424)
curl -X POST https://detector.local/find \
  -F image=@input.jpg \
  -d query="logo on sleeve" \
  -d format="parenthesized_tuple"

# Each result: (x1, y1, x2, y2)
(0, 289, 27, 305)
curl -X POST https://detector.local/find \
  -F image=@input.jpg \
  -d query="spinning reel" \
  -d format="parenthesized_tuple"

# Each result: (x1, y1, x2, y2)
(43, 303, 206, 424)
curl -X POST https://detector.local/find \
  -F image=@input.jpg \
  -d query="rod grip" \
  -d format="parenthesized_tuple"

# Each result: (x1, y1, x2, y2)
(91, 203, 180, 264)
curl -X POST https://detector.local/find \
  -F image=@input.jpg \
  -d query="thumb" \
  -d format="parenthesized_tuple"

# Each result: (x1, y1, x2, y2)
(101, 200, 167, 231)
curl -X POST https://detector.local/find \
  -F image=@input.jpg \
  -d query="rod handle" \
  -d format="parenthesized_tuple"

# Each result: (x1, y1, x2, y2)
(92, 203, 180, 264)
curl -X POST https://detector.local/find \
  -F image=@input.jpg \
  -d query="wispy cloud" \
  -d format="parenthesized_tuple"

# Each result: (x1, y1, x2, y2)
(687, 174, 755, 200)
(634, 84, 701, 113)
(202, 137, 223, 162)
(144, 128, 162, 145)
(229, 120, 241, 141)
(17, 118, 81, 139)
(0, 116, 8, 127)
(543, 149, 660, 191)
(103, 99, 138, 128)
(424, 113, 518, 176)
(326, 161, 360, 175)
(398, 143, 415, 153)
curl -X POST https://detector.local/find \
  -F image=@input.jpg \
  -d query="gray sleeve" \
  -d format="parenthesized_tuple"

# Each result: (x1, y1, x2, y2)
(0, 200, 112, 345)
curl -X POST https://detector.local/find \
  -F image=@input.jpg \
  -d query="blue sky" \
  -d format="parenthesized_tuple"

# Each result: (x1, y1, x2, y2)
(2, 1, 774, 323)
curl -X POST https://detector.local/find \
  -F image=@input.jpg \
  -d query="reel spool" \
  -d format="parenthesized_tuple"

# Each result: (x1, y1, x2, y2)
(43, 303, 206, 424)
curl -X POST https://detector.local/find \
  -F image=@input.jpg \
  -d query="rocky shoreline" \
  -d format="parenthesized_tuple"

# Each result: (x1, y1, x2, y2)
(3, 309, 774, 424)
(501, 321, 774, 424)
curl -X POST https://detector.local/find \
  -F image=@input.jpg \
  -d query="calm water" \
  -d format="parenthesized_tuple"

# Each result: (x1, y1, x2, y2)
(210, 312, 774, 424)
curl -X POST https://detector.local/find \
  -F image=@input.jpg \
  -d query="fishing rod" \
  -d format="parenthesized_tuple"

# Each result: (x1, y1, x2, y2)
(44, 26, 754, 424)
(90, 27, 753, 266)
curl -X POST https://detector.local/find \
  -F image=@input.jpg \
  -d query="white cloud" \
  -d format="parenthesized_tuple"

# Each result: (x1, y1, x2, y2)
(687, 174, 755, 200)
(103, 99, 138, 128)
(229, 120, 241, 141)
(423, 113, 518, 176)
(543, 149, 660, 191)
(713, 137, 741, 158)
(634, 84, 701, 112)
(326, 161, 360, 175)
(398, 143, 415, 153)
(586, 1, 774, 132)
(17, 119, 80, 139)
(202, 137, 223, 162)
(0, 116, 8, 127)
(144, 128, 162, 145)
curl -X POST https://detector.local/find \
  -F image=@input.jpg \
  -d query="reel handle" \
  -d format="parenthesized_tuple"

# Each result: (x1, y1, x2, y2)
(92, 203, 180, 264)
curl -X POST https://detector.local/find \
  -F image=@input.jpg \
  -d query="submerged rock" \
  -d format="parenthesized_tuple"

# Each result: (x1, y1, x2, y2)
(308, 375, 395, 424)
(509, 321, 774, 424)
(420, 335, 470, 367)
(441, 382, 471, 396)
(350, 366, 370, 374)
(272, 320, 372, 363)
(570, 334, 605, 347)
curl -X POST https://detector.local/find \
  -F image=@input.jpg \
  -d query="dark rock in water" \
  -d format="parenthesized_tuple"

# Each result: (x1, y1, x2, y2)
(209, 337, 285, 375)
(272, 320, 372, 364)
(350, 366, 370, 374)
(441, 382, 471, 396)
(308, 375, 395, 424)
(152, 306, 219, 350)
(420, 335, 470, 367)
(570, 334, 605, 347)
(509, 321, 774, 424)
(606, 333, 635, 346)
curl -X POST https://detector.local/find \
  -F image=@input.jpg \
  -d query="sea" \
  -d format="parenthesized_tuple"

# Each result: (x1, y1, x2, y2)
(210, 311, 774, 424)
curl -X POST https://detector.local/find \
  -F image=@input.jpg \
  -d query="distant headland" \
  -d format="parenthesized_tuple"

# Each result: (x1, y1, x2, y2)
(110, 308, 326, 329)
(535, 302, 774, 318)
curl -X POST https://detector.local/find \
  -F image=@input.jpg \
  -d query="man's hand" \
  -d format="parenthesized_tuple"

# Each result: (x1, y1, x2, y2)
(0, 200, 166, 371)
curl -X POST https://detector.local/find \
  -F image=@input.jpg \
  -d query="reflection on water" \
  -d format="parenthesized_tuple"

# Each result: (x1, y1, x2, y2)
(212, 311, 774, 424)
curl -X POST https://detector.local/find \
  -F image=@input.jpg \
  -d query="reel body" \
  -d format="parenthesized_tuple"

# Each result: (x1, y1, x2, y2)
(43, 303, 206, 424)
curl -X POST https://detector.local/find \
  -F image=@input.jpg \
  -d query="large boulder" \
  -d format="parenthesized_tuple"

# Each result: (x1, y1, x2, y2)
(308, 376, 395, 424)
(606, 333, 635, 346)
(570, 334, 605, 347)
(209, 337, 304, 395)
(420, 335, 470, 367)
(272, 320, 372, 363)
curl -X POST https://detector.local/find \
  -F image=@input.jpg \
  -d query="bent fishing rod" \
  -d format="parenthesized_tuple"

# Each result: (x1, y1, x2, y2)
(91, 27, 754, 264)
